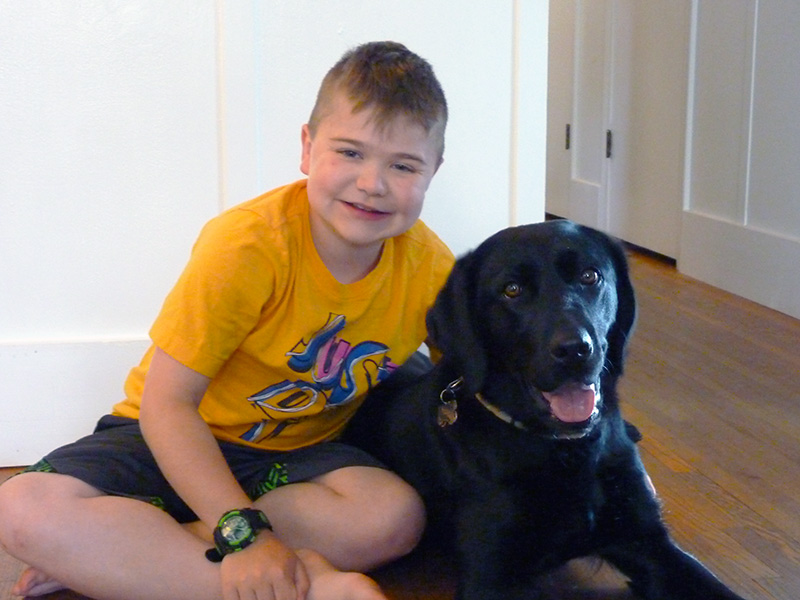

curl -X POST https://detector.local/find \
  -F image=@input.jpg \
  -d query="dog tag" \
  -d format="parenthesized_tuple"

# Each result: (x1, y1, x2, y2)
(437, 400, 458, 427)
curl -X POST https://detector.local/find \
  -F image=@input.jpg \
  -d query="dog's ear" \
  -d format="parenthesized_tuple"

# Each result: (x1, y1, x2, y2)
(603, 236, 637, 377)
(426, 251, 488, 396)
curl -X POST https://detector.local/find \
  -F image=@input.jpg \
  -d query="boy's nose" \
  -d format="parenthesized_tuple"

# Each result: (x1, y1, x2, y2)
(356, 165, 387, 196)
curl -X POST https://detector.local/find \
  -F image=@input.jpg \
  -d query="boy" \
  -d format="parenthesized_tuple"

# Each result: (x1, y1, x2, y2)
(0, 41, 453, 600)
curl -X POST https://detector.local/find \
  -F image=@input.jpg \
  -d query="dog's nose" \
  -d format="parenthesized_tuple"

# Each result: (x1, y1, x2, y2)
(550, 331, 594, 364)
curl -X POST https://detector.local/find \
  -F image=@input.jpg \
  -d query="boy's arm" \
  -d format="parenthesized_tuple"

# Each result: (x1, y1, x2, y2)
(139, 347, 309, 600)
(139, 347, 243, 522)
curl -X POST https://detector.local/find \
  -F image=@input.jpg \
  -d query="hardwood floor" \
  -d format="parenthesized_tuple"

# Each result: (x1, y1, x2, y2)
(618, 251, 800, 600)
(1, 249, 799, 599)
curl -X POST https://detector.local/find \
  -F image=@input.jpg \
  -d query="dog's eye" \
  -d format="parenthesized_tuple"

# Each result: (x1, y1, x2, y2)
(503, 282, 522, 298)
(580, 268, 601, 286)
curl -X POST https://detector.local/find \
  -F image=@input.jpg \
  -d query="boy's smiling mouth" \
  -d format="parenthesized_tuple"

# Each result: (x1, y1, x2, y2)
(344, 201, 391, 216)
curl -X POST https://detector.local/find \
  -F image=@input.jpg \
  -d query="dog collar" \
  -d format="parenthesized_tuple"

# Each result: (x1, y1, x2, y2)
(474, 392, 528, 431)
(437, 378, 597, 439)
(437, 377, 528, 431)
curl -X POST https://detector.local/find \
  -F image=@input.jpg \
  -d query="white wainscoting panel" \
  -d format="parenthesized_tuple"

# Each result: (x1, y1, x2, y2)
(1, 340, 149, 466)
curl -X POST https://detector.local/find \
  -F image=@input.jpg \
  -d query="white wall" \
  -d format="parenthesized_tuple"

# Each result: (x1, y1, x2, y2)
(0, 1, 549, 465)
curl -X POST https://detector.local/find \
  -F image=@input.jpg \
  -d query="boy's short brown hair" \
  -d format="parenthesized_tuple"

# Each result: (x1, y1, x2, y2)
(308, 41, 448, 158)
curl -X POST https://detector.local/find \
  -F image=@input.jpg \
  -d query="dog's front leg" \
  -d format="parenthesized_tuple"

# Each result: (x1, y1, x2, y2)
(452, 496, 551, 600)
(602, 536, 748, 600)
(456, 564, 547, 600)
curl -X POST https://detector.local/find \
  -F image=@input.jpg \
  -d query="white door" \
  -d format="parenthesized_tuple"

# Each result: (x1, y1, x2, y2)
(547, 0, 688, 258)
(546, 0, 612, 230)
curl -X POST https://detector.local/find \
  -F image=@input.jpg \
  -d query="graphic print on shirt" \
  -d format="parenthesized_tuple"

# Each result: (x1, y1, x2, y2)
(241, 313, 397, 443)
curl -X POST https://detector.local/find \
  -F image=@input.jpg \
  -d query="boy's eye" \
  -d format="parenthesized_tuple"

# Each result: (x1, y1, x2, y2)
(393, 162, 417, 174)
(338, 149, 361, 159)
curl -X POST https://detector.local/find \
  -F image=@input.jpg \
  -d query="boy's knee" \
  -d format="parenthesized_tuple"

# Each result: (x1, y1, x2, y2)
(0, 473, 97, 554)
(0, 474, 41, 551)
(361, 482, 426, 565)
(393, 487, 426, 545)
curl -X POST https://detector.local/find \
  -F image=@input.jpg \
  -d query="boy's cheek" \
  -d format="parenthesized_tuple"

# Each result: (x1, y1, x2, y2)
(413, 174, 436, 195)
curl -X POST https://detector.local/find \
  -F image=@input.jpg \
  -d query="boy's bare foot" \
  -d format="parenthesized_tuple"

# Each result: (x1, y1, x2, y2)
(298, 549, 388, 600)
(12, 566, 67, 597)
(12, 550, 388, 600)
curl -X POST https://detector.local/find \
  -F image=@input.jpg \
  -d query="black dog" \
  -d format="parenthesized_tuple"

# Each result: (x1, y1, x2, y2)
(345, 220, 746, 600)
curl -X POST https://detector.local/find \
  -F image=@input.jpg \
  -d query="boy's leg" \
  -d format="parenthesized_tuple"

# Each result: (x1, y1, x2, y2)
(254, 465, 426, 572)
(0, 471, 222, 600)
(0, 422, 402, 600)
(0, 472, 390, 600)
(165, 464, 426, 572)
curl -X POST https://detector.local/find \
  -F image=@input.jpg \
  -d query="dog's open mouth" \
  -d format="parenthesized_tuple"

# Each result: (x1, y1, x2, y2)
(542, 382, 599, 424)
(476, 378, 602, 438)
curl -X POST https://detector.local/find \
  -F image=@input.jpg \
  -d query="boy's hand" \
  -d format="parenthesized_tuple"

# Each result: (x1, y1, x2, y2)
(219, 532, 309, 600)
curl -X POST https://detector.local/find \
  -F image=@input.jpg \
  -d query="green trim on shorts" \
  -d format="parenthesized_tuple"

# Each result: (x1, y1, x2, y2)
(21, 458, 170, 513)
(247, 462, 290, 500)
(23, 459, 56, 473)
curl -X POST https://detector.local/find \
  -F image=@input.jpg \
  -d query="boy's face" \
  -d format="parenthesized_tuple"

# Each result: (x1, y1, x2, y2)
(301, 93, 443, 267)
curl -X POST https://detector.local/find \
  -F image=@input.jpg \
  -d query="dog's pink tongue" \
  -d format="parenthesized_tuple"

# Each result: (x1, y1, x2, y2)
(542, 384, 597, 423)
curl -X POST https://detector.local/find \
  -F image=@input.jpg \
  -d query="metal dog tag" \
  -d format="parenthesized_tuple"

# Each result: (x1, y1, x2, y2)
(437, 399, 458, 427)
(437, 378, 463, 427)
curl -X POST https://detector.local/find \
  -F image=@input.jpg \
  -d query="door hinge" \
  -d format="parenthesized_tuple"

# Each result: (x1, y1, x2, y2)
(606, 129, 612, 158)
(565, 124, 571, 150)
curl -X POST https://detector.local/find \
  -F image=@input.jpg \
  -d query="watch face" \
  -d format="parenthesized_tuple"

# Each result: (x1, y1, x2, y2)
(220, 515, 252, 544)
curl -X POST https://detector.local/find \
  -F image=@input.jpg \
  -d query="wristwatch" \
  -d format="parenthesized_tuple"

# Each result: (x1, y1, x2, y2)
(205, 508, 272, 563)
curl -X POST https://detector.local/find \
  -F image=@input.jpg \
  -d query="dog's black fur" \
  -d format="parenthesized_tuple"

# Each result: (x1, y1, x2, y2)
(345, 221, 747, 600)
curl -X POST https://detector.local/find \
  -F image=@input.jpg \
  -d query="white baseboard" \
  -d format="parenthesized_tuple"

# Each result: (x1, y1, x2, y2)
(679, 211, 800, 320)
(0, 339, 150, 466)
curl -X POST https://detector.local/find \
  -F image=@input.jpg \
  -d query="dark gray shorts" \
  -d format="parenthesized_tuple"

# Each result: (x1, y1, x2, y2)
(23, 415, 385, 523)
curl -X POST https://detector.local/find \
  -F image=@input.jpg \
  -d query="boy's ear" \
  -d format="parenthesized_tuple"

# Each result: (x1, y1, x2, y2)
(300, 124, 312, 175)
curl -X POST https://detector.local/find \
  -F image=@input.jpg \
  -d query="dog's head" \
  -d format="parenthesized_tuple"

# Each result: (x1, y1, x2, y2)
(427, 220, 636, 438)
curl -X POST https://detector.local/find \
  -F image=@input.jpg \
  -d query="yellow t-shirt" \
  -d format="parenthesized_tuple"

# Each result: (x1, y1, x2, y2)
(114, 179, 454, 450)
